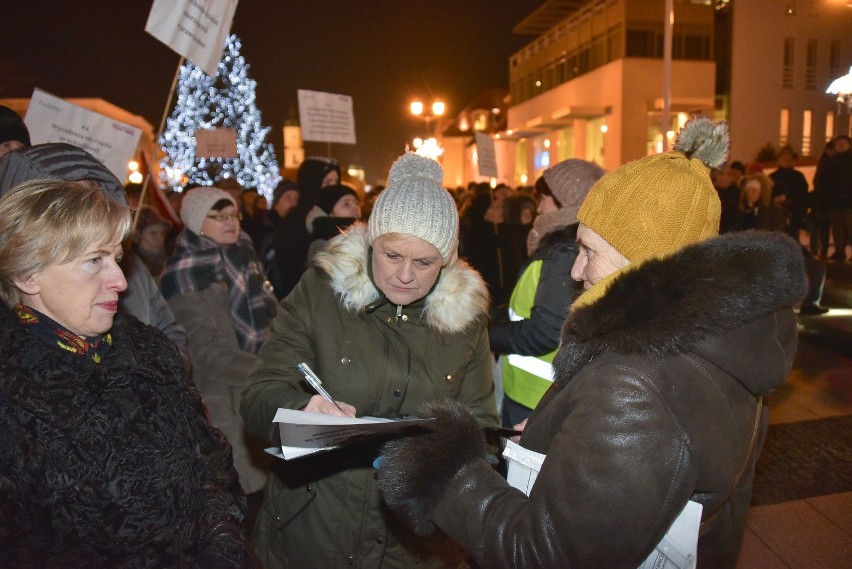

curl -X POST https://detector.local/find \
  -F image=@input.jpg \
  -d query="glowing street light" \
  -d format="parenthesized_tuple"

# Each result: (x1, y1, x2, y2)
(827, 66, 852, 115)
(409, 98, 446, 157)
(827, 66, 852, 136)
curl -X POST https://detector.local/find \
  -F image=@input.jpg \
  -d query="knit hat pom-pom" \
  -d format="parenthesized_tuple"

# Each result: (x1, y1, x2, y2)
(387, 152, 444, 186)
(673, 116, 729, 170)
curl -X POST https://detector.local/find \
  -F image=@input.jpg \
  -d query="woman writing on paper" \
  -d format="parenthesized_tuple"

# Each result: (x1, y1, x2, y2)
(240, 152, 499, 569)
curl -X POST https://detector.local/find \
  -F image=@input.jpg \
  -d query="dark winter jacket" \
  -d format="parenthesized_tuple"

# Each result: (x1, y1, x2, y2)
(378, 231, 806, 569)
(813, 149, 852, 211)
(0, 307, 252, 569)
(489, 225, 580, 356)
(240, 224, 499, 569)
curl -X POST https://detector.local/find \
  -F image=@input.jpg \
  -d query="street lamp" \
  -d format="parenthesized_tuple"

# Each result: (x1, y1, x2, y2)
(410, 99, 445, 137)
(827, 66, 852, 136)
(409, 99, 446, 161)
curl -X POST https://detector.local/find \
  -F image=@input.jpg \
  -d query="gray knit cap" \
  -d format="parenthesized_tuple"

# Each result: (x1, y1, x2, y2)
(0, 143, 126, 204)
(541, 158, 606, 226)
(366, 153, 457, 263)
(180, 186, 235, 235)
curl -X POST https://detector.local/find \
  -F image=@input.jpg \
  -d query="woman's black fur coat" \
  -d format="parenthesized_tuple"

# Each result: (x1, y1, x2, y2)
(0, 308, 252, 568)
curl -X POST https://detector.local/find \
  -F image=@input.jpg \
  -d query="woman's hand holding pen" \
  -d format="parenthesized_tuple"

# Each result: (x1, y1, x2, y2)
(304, 394, 357, 417)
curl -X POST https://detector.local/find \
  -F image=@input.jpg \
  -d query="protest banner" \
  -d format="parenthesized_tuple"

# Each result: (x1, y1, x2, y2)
(297, 90, 357, 145)
(145, 0, 238, 77)
(195, 127, 238, 158)
(474, 131, 498, 178)
(24, 89, 142, 181)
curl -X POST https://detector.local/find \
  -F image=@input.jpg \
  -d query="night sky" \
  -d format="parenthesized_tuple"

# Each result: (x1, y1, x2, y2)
(0, 1, 540, 183)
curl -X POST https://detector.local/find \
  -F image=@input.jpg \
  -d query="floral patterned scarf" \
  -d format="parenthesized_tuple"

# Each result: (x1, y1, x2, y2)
(16, 304, 112, 363)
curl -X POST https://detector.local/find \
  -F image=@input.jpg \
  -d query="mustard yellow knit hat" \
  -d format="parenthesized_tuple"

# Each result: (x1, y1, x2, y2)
(577, 116, 728, 262)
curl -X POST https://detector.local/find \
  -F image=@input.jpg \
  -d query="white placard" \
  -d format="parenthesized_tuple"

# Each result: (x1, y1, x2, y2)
(297, 89, 357, 144)
(475, 131, 498, 178)
(145, 0, 238, 77)
(24, 89, 142, 181)
(195, 127, 237, 158)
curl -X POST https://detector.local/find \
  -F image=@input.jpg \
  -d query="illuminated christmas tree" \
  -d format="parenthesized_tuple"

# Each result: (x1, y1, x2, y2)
(158, 34, 281, 198)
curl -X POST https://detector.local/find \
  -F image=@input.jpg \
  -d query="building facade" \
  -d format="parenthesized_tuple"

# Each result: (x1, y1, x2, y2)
(441, 0, 852, 188)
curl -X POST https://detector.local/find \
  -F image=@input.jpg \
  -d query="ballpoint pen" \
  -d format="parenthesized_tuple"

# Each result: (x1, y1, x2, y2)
(297, 362, 346, 413)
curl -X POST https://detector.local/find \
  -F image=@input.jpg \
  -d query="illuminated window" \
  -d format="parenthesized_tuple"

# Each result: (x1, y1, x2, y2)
(802, 109, 812, 156)
(826, 112, 835, 144)
(780, 108, 790, 147)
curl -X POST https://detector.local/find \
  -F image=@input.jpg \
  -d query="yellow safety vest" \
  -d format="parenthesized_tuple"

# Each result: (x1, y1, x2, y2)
(501, 259, 557, 410)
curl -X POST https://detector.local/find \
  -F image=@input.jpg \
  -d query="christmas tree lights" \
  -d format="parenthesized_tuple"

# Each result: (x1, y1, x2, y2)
(158, 35, 281, 200)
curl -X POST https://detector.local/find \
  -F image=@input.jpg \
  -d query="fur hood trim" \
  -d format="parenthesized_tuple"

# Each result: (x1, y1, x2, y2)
(313, 223, 489, 334)
(554, 231, 806, 384)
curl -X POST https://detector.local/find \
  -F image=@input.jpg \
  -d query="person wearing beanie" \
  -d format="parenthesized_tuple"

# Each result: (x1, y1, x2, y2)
(161, 186, 277, 496)
(265, 157, 342, 299)
(241, 152, 499, 569)
(253, 178, 299, 260)
(489, 159, 605, 426)
(304, 183, 361, 262)
(0, 142, 190, 369)
(0, 105, 30, 159)
(376, 117, 808, 569)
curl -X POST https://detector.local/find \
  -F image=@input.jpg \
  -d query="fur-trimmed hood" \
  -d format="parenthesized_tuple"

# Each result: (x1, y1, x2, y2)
(554, 231, 807, 394)
(312, 223, 489, 334)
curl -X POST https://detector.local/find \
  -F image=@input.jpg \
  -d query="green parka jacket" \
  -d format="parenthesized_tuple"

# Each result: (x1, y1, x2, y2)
(240, 223, 499, 569)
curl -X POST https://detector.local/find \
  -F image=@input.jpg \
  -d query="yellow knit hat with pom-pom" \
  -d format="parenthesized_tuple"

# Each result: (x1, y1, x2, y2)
(577, 116, 728, 262)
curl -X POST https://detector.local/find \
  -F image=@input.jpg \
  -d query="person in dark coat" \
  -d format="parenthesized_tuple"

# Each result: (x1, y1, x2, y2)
(267, 157, 340, 299)
(769, 146, 810, 241)
(240, 152, 498, 569)
(713, 163, 743, 233)
(0, 179, 254, 568)
(376, 117, 807, 569)
(489, 159, 604, 427)
(0, 105, 29, 159)
(459, 184, 507, 306)
(814, 134, 852, 261)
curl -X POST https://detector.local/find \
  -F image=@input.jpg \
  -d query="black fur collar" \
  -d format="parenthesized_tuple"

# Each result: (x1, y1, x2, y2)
(553, 231, 806, 384)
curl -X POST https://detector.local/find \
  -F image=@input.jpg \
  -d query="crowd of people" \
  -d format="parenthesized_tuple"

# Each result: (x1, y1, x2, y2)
(0, 103, 834, 568)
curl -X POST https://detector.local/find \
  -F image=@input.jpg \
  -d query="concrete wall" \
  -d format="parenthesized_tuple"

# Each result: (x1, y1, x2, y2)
(729, 1, 852, 163)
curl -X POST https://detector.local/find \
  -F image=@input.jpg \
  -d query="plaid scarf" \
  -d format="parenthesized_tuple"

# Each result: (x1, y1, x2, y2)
(16, 304, 113, 363)
(160, 229, 273, 354)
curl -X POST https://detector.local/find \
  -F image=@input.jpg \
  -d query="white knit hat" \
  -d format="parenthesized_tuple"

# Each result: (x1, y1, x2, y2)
(366, 153, 458, 263)
(180, 186, 235, 235)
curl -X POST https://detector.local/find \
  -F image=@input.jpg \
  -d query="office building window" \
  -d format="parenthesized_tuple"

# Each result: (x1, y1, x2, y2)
(802, 110, 812, 156)
(806, 39, 817, 90)
(829, 40, 841, 82)
(783, 38, 794, 89)
(780, 108, 790, 147)
(826, 112, 834, 144)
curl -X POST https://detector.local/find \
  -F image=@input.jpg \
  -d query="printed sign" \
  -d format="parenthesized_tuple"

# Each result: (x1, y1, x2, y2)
(297, 89, 357, 145)
(475, 131, 498, 178)
(145, 0, 238, 77)
(195, 127, 238, 158)
(24, 89, 142, 181)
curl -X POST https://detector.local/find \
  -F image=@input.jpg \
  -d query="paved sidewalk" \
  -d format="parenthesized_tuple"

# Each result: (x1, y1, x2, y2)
(735, 259, 852, 568)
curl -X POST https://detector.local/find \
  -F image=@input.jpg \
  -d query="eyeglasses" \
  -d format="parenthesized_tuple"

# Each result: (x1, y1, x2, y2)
(206, 212, 242, 222)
